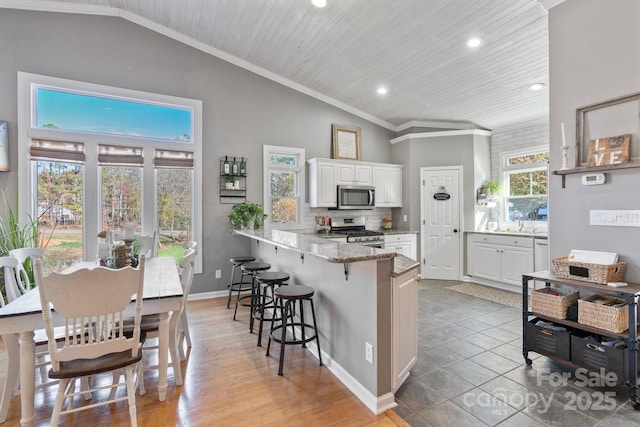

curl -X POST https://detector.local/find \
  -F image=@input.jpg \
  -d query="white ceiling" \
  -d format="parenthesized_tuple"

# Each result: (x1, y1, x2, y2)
(3, 0, 556, 131)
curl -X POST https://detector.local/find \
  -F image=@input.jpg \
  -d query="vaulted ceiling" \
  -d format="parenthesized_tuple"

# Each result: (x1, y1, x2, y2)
(3, 0, 557, 131)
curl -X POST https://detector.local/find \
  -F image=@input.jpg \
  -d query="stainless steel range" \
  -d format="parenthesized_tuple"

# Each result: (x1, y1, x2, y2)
(330, 217, 384, 248)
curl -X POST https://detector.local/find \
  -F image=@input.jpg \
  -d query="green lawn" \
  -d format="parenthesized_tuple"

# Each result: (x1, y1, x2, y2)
(158, 242, 186, 263)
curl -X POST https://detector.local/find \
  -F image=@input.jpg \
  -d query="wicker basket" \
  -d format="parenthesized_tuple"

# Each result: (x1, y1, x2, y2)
(578, 295, 629, 333)
(552, 257, 626, 284)
(531, 287, 579, 319)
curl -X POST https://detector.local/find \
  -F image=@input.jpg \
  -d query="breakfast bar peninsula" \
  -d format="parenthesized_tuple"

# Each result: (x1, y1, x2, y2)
(234, 229, 419, 414)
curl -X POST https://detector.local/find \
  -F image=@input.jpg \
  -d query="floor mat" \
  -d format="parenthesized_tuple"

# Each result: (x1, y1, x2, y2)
(446, 282, 522, 308)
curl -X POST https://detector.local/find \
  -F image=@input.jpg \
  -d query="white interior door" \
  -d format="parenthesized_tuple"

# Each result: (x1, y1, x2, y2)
(420, 167, 462, 280)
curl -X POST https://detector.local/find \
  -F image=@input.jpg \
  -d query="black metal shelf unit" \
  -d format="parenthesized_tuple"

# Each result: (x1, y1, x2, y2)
(220, 156, 247, 204)
(522, 271, 640, 410)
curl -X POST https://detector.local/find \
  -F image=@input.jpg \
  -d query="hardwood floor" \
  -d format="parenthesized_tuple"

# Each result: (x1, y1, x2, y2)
(0, 297, 408, 426)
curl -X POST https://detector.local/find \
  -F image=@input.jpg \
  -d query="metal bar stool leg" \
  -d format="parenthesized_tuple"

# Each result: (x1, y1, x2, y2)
(310, 299, 323, 366)
(278, 300, 292, 376)
(226, 263, 238, 309)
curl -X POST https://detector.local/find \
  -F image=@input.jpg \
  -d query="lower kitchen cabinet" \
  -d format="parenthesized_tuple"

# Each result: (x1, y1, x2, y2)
(467, 233, 534, 287)
(391, 266, 419, 391)
(384, 233, 417, 260)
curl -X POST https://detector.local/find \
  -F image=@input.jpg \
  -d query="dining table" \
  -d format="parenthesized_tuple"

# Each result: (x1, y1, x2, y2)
(0, 256, 184, 427)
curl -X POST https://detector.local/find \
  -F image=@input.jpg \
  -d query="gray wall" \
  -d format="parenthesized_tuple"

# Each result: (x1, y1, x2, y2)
(0, 9, 396, 293)
(549, 0, 640, 280)
(391, 133, 491, 234)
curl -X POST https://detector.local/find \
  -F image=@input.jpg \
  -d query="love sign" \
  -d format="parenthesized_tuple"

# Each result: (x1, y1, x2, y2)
(587, 134, 631, 167)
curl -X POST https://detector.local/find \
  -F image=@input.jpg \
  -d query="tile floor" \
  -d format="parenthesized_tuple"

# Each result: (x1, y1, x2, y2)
(393, 279, 640, 427)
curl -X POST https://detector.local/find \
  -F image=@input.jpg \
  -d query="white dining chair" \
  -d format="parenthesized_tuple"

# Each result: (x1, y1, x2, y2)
(138, 231, 158, 258)
(9, 248, 44, 294)
(0, 256, 22, 304)
(131, 248, 195, 395)
(34, 256, 146, 426)
(0, 256, 21, 421)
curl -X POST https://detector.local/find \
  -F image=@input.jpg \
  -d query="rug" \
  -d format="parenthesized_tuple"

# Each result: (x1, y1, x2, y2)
(446, 282, 523, 308)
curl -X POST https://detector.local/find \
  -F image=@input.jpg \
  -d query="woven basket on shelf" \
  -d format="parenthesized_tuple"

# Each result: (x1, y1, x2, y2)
(552, 257, 626, 284)
(531, 287, 579, 319)
(578, 295, 628, 334)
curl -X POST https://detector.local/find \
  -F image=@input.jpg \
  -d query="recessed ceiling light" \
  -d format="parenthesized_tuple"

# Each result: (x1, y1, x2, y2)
(529, 83, 546, 91)
(376, 86, 388, 95)
(466, 37, 483, 48)
(311, 0, 327, 8)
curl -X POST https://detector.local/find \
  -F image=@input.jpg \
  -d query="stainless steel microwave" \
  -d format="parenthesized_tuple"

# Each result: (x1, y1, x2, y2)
(335, 185, 375, 210)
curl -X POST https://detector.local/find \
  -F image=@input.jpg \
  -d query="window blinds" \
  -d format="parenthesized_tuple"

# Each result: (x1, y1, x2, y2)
(98, 145, 144, 166)
(30, 139, 85, 162)
(154, 149, 194, 169)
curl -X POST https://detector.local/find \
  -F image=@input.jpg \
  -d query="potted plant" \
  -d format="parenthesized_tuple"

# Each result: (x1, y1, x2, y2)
(228, 202, 267, 231)
(487, 180, 501, 196)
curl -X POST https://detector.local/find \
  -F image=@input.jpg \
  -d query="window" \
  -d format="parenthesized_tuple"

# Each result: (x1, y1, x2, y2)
(18, 72, 202, 273)
(263, 145, 305, 229)
(501, 147, 549, 223)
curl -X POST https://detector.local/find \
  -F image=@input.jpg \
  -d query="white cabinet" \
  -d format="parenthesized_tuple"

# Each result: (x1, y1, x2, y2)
(391, 266, 418, 391)
(308, 158, 402, 208)
(373, 165, 402, 207)
(467, 233, 534, 287)
(337, 163, 372, 185)
(384, 233, 417, 260)
(308, 159, 338, 207)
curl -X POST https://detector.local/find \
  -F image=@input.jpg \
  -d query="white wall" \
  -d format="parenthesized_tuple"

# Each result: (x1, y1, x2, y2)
(549, 0, 640, 280)
(490, 118, 550, 182)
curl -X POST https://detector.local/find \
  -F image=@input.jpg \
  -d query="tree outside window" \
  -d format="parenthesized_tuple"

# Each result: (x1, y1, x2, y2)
(503, 151, 549, 222)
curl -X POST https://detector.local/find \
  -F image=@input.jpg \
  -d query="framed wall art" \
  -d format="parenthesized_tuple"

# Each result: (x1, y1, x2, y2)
(576, 92, 640, 167)
(332, 124, 361, 161)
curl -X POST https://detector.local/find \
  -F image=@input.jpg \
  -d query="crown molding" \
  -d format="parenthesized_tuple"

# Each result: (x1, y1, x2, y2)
(0, 0, 397, 131)
(537, 0, 566, 10)
(396, 120, 481, 132)
(390, 129, 492, 144)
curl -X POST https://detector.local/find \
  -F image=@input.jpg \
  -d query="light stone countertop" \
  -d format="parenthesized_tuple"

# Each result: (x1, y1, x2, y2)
(392, 254, 420, 277)
(234, 229, 397, 264)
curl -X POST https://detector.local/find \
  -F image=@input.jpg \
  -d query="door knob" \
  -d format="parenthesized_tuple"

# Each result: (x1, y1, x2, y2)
(453, 229, 458, 233)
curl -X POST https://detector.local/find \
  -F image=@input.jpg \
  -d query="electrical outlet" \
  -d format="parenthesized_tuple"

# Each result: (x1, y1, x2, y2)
(365, 342, 373, 364)
(403, 214, 408, 222)
(215, 269, 222, 279)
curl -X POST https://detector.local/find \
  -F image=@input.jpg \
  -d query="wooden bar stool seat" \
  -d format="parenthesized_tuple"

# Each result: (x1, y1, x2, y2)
(227, 256, 256, 314)
(238, 262, 271, 332)
(266, 285, 323, 376)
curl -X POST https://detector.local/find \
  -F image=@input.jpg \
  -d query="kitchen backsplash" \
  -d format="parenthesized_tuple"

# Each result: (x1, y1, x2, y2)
(302, 204, 391, 232)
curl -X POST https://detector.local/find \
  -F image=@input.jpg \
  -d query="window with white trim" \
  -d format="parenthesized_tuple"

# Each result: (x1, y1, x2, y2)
(501, 146, 549, 223)
(18, 72, 202, 273)
(263, 145, 305, 229)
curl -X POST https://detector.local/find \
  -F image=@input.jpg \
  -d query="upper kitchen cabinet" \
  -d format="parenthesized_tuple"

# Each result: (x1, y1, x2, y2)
(337, 163, 372, 186)
(373, 165, 402, 207)
(308, 158, 403, 208)
(308, 158, 339, 207)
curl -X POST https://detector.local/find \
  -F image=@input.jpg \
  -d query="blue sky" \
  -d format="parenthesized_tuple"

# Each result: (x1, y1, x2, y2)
(36, 88, 192, 141)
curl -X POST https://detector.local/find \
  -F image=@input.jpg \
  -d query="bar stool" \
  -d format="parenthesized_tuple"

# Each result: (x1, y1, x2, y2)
(227, 256, 255, 312)
(237, 261, 271, 332)
(266, 285, 323, 376)
(254, 272, 290, 347)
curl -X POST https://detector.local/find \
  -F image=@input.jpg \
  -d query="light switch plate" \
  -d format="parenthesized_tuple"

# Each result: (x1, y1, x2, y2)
(590, 210, 640, 227)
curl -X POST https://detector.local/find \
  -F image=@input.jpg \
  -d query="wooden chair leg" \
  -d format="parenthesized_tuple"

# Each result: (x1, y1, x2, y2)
(125, 365, 138, 427)
(51, 378, 69, 425)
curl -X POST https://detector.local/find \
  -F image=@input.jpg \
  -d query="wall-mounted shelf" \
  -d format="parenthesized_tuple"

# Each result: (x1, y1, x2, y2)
(220, 156, 247, 204)
(553, 161, 640, 188)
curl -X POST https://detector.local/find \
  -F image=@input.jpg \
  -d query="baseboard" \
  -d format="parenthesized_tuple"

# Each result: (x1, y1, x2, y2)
(187, 290, 227, 301)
